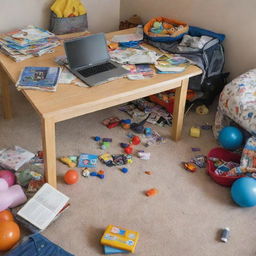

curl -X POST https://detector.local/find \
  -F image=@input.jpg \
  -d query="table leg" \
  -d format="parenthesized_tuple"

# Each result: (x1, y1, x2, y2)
(172, 78, 189, 141)
(41, 118, 57, 188)
(0, 68, 13, 119)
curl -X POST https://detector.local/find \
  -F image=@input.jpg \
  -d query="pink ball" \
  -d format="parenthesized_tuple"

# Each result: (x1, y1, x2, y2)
(0, 170, 16, 186)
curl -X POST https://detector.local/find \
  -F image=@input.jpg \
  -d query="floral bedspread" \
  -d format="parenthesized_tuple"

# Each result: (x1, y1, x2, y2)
(214, 69, 256, 137)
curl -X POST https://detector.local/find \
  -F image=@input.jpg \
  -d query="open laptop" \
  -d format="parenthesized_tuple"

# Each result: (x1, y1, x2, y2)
(64, 33, 128, 86)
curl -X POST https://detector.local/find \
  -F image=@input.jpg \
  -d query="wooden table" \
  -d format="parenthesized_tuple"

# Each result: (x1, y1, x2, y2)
(0, 28, 202, 188)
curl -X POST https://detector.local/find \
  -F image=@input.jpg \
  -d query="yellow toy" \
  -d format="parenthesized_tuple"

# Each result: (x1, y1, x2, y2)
(190, 126, 201, 138)
(60, 157, 76, 168)
(51, 0, 87, 18)
(100, 225, 139, 253)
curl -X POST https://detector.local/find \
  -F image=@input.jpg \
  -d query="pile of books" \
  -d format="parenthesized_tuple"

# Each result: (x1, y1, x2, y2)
(16, 66, 62, 92)
(0, 25, 60, 62)
(100, 225, 139, 254)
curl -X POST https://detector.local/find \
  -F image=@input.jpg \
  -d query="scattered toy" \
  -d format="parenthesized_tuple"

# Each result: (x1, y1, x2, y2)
(64, 169, 79, 185)
(94, 136, 101, 141)
(102, 138, 112, 142)
(220, 227, 230, 243)
(77, 154, 98, 168)
(59, 156, 77, 168)
(121, 119, 131, 129)
(191, 155, 207, 168)
(102, 117, 120, 129)
(81, 168, 90, 177)
(124, 146, 133, 154)
(145, 188, 158, 197)
(101, 141, 110, 150)
(190, 126, 201, 138)
(137, 151, 151, 160)
(191, 147, 201, 152)
(196, 104, 209, 115)
(201, 124, 212, 130)
(144, 171, 152, 175)
(131, 135, 141, 145)
(120, 143, 129, 148)
(144, 127, 152, 137)
(27, 179, 45, 193)
(182, 162, 197, 172)
(121, 168, 128, 173)
(90, 171, 98, 177)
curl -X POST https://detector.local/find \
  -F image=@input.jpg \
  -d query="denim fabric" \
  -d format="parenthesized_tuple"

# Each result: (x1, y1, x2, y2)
(6, 233, 74, 256)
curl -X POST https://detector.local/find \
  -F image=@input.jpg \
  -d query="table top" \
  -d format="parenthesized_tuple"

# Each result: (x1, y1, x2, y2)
(0, 28, 201, 122)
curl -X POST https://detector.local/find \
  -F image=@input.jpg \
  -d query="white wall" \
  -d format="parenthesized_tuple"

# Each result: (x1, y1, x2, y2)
(120, 0, 256, 79)
(0, 0, 120, 33)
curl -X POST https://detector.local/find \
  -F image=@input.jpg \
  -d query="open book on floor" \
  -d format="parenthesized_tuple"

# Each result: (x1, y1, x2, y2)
(17, 183, 70, 232)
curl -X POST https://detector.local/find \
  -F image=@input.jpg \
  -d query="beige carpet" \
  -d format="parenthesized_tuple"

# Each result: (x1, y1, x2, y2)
(0, 87, 255, 256)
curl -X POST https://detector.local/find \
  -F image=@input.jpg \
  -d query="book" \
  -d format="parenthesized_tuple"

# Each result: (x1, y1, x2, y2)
(17, 183, 70, 231)
(16, 66, 62, 92)
(103, 245, 129, 254)
(100, 225, 139, 253)
(123, 64, 155, 80)
(77, 153, 98, 168)
(155, 56, 189, 73)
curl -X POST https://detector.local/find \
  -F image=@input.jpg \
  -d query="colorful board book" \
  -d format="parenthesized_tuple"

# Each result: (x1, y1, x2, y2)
(103, 245, 129, 254)
(100, 225, 139, 253)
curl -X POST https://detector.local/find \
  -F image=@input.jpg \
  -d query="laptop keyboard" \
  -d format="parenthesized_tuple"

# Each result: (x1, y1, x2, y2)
(78, 62, 117, 78)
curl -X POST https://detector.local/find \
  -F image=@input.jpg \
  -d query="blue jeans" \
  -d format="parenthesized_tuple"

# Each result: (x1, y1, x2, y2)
(6, 233, 74, 256)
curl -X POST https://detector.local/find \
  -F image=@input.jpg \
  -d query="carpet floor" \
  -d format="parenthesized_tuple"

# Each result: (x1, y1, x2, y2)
(0, 87, 255, 256)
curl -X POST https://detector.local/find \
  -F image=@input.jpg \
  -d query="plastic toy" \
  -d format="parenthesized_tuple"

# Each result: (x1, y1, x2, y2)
(121, 119, 131, 129)
(220, 227, 230, 243)
(0, 170, 16, 187)
(137, 151, 151, 160)
(190, 126, 201, 138)
(0, 210, 14, 222)
(131, 136, 141, 145)
(130, 114, 150, 134)
(82, 168, 90, 177)
(144, 171, 152, 175)
(121, 168, 128, 173)
(231, 177, 256, 207)
(144, 127, 152, 137)
(145, 188, 158, 197)
(102, 138, 112, 142)
(60, 157, 76, 168)
(64, 170, 79, 185)
(124, 146, 133, 154)
(94, 136, 101, 141)
(218, 126, 243, 150)
(182, 162, 197, 172)
(195, 104, 209, 115)
(0, 220, 20, 251)
(0, 178, 27, 212)
(120, 143, 129, 148)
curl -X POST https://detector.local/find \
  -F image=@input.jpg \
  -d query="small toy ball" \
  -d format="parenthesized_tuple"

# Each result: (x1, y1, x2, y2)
(64, 169, 79, 185)
(0, 221, 20, 251)
(0, 210, 14, 222)
(132, 136, 141, 145)
(121, 168, 128, 173)
(124, 146, 133, 154)
(218, 126, 243, 150)
(231, 177, 256, 207)
(0, 170, 16, 187)
(94, 136, 101, 141)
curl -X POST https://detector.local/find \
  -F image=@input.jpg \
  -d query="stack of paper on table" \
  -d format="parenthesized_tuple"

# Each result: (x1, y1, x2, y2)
(100, 225, 139, 254)
(17, 183, 70, 231)
(16, 66, 62, 92)
(0, 25, 60, 62)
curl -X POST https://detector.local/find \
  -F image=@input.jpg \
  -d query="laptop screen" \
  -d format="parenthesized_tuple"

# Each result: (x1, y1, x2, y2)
(64, 33, 110, 70)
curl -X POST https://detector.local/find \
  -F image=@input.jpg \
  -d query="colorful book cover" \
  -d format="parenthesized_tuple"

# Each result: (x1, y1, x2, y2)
(16, 66, 61, 90)
(77, 154, 98, 168)
(103, 245, 129, 254)
(100, 225, 139, 253)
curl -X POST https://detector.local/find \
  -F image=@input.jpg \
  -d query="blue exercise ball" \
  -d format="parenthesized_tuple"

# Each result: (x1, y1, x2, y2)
(218, 126, 243, 150)
(231, 177, 256, 207)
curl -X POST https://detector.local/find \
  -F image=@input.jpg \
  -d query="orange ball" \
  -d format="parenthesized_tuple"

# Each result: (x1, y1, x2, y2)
(0, 210, 14, 222)
(64, 169, 79, 184)
(0, 221, 20, 251)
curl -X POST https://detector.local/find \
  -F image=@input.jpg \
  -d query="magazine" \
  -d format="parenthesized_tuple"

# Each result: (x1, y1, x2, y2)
(17, 183, 70, 231)
(16, 66, 62, 92)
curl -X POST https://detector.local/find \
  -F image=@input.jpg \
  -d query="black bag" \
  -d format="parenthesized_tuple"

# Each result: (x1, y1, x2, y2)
(144, 26, 228, 105)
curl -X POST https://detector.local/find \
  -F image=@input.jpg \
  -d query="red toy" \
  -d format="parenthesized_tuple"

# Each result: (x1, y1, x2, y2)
(64, 169, 79, 185)
(145, 188, 158, 197)
(132, 136, 141, 145)
(124, 146, 133, 154)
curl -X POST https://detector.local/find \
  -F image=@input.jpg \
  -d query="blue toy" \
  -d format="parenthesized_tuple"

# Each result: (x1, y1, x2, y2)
(121, 168, 128, 173)
(218, 126, 243, 150)
(231, 177, 256, 207)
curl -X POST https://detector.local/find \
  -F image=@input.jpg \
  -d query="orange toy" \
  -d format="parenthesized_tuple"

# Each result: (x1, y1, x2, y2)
(145, 188, 158, 197)
(0, 221, 20, 251)
(64, 169, 79, 184)
(0, 210, 14, 222)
